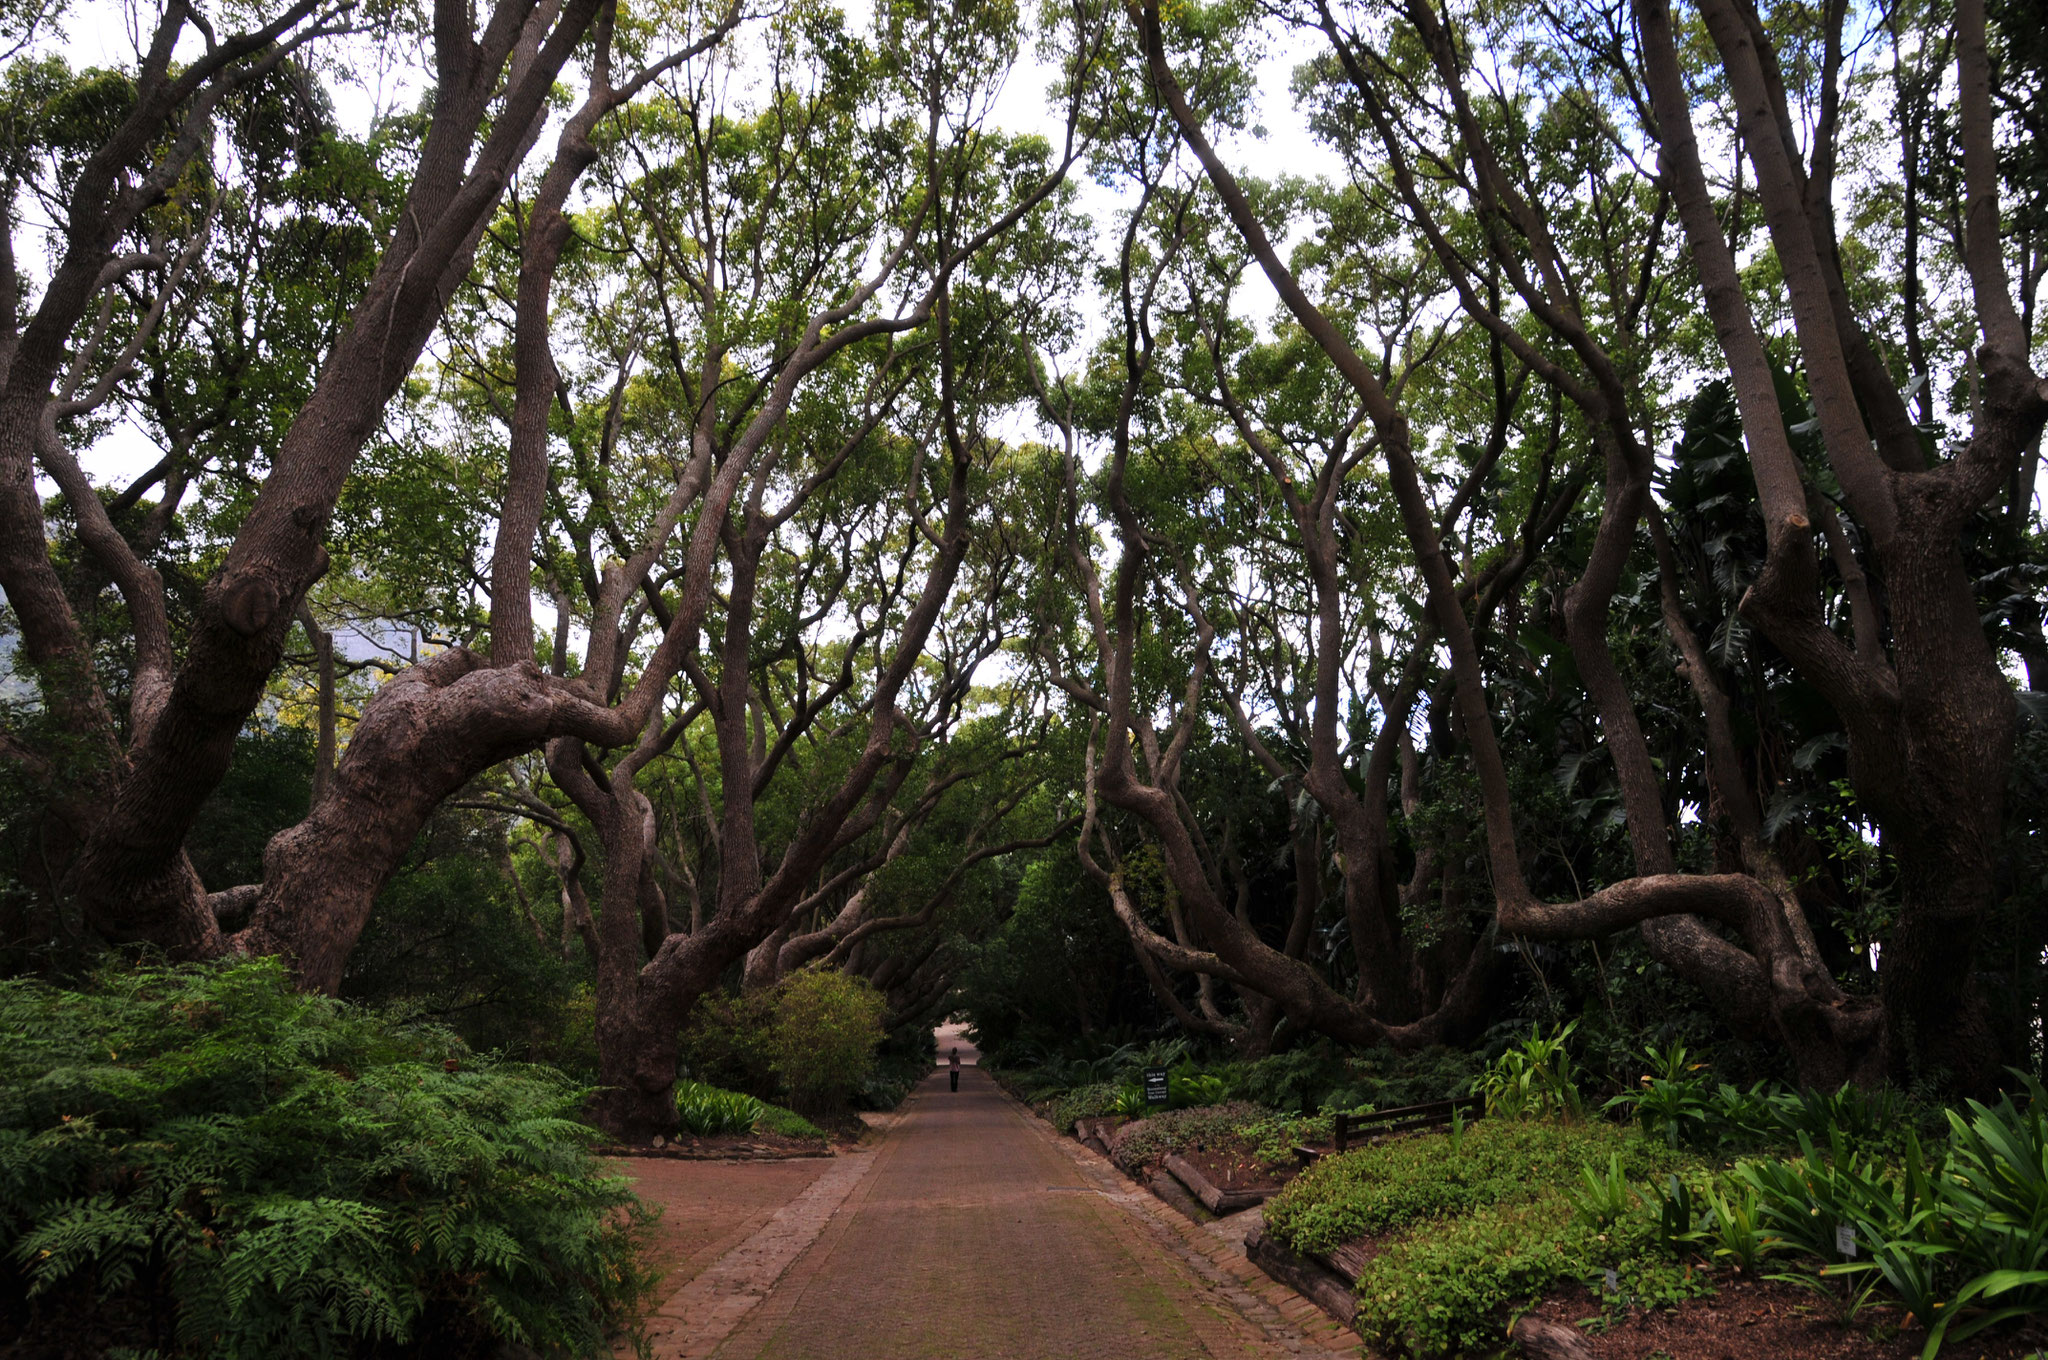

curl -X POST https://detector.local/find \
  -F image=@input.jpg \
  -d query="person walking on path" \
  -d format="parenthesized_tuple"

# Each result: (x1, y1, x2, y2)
(948, 1046, 960, 1092)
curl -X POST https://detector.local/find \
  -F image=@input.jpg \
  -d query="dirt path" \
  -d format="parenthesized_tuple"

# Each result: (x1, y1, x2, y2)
(630, 1063, 1355, 1360)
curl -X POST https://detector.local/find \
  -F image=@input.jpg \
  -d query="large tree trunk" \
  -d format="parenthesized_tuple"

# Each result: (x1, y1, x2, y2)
(54, 0, 608, 953)
(1870, 507, 2017, 1083)
(235, 652, 618, 991)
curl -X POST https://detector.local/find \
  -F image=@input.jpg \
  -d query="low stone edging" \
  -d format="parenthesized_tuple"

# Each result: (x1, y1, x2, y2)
(598, 1142, 835, 1161)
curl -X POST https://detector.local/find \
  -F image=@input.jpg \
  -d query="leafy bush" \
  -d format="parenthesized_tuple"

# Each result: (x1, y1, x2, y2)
(1228, 1045, 1485, 1118)
(1170, 1071, 1229, 1107)
(680, 967, 887, 1116)
(766, 969, 887, 1113)
(675, 1080, 763, 1136)
(1606, 1042, 1717, 1148)
(1049, 1081, 1124, 1132)
(1263, 1118, 1688, 1257)
(1322, 1046, 1486, 1116)
(1352, 1188, 1709, 1356)
(0, 959, 650, 1359)
(1231, 1047, 1343, 1113)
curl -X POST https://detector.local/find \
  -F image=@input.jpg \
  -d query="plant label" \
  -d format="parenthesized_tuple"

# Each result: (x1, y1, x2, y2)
(1143, 1066, 1170, 1105)
(1835, 1224, 1857, 1258)
(1603, 1269, 1619, 1294)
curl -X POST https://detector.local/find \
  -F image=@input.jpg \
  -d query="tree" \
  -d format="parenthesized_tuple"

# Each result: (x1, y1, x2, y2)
(0, 0, 623, 959)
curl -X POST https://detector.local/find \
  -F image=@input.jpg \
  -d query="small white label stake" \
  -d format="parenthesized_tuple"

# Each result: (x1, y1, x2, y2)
(1835, 1224, 1857, 1258)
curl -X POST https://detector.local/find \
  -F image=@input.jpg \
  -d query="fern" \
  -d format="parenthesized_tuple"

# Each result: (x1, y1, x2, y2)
(0, 958, 654, 1358)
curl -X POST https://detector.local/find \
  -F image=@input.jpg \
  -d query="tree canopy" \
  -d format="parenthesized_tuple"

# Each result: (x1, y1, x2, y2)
(0, 0, 2043, 1136)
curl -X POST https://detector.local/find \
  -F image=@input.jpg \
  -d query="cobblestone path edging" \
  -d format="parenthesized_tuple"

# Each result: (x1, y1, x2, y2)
(632, 1146, 879, 1358)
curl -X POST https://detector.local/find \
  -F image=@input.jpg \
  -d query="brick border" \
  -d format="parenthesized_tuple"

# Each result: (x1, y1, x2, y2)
(628, 1143, 881, 1359)
(1012, 1093, 1361, 1358)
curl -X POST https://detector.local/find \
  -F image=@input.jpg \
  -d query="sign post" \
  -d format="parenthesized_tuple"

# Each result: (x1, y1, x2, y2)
(1142, 1066, 1170, 1107)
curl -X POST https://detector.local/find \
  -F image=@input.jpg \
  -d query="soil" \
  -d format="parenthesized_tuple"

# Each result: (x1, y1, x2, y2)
(1526, 1272, 2048, 1360)
(1180, 1143, 1287, 1193)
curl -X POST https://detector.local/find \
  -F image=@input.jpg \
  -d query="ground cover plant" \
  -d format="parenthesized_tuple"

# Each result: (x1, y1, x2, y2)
(0, 959, 650, 1359)
(1260, 1117, 1692, 1258)
(1105, 1101, 1275, 1176)
(1353, 1187, 1710, 1356)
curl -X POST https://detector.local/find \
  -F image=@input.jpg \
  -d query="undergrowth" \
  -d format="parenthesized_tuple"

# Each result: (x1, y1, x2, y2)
(754, 1103, 827, 1141)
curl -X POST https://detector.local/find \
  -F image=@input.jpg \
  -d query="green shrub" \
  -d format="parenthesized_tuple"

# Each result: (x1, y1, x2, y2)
(0, 959, 650, 1359)
(679, 968, 887, 1116)
(1049, 1081, 1124, 1132)
(857, 1030, 935, 1110)
(677, 989, 774, 1094)
(766, 969, 887, 1114)
(675, 1080, 764, 1136)
(1353, 1188, 1709, 1356)
(1263, 1119, 1688, 1257)
(1232, 1047, 1345, 1113)
(1324, 1046, 1486, 1115)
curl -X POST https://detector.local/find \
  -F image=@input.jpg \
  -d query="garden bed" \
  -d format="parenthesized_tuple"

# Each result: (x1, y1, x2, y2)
(1523, 1272, 2048, 1360)
(1162, 1149, 1278, 1213)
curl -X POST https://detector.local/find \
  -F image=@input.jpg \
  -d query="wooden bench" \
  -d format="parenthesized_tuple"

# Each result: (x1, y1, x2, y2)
(1292, 1095, 1484, 1163)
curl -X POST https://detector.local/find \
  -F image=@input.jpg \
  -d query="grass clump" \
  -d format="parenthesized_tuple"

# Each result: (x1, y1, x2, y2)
(1262, 1118, 1688, 1256)
(0, 958, 650, 1359)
